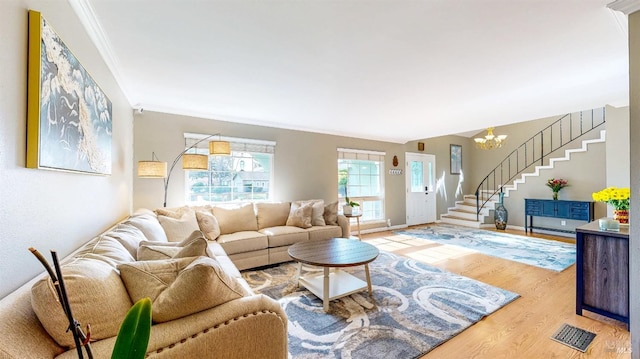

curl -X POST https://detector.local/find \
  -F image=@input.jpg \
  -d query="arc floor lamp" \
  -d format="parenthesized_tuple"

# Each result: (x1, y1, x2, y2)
(138, 134, 230, 207)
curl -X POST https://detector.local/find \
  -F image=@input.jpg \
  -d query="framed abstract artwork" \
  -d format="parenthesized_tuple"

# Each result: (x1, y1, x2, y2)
(450, 144, 462, 175)
(26, 10, 112, 175)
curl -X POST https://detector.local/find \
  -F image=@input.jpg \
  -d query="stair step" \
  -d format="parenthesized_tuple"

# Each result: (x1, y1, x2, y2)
(440, 215, 483, 228)
(448, 208, 481, 221)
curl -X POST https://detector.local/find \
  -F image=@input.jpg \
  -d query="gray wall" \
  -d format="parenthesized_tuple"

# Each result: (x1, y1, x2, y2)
(406, 136, 474, 216)
(0, 1, 134, 298)
(133, 112, 409, 226)
(606, 105, 631, 218)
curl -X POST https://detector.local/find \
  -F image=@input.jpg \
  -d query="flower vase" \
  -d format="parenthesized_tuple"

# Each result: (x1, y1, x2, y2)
(494, 192, 508, 230)
(614, 209, 629, 224)
(552, 191, 558, 200)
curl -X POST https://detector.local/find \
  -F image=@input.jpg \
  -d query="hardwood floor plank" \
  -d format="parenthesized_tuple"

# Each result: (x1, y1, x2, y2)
(360, 224, 630, 359)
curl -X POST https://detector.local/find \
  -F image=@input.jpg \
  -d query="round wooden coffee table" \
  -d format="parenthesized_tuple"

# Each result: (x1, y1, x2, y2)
(288, 238, 379, 312)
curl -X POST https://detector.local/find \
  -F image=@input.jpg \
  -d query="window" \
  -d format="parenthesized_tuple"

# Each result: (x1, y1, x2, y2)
(185, 134, 275, 204)
(337, 148, 385, 222)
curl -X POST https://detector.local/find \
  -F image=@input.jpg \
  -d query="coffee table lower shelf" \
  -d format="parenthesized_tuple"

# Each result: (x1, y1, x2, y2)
(297, 267, 372, 312)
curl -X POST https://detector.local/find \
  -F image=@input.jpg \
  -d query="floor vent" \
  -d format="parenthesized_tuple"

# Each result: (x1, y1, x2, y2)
(550, 323, 596, 352)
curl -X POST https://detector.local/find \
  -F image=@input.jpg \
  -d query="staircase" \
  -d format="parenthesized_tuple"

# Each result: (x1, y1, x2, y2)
(440, 108, 606, 228)
(440, 192, 498, 228)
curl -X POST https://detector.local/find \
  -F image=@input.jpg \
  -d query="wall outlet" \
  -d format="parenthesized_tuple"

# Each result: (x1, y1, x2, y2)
(561, 220, 566, 226)
(387, 219, 391, 227)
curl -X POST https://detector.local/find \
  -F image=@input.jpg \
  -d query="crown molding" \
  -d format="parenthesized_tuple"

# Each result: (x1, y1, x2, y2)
(68, 0, 135, 106)
(608, 0, 640, 15)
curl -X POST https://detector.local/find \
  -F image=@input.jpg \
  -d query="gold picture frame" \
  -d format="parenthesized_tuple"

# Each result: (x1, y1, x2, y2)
(27, 10, 112, 175)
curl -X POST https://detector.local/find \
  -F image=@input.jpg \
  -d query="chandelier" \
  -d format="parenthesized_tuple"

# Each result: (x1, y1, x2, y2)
(474, 127, 507, 150)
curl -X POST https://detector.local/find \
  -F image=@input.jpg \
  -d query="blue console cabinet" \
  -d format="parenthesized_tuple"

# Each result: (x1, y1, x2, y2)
(524, 199, 594, 234)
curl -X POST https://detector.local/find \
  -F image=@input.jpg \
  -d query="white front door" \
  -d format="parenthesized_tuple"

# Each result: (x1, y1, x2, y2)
(406, 153, 436, 225)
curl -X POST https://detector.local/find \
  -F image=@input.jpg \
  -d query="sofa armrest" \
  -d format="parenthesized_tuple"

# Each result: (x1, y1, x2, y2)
(337, 215, 351, 238)
(58, 294, 288, 359)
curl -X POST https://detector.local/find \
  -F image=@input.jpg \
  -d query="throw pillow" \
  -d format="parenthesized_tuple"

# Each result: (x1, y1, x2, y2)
(323, 201, 339, 225)
(118, 256, 250, 322)
(31, 259, 132, 348)
(137, 232, 208, 261)
(155, 206, 191, 218)
(211, 204, 258, 235)
(294, 199, 325, 226)
(195, 210, 221, 241)
(255, 202, 291, 229)
(157, 209, 199, 242)
(286, 202, 313, 229)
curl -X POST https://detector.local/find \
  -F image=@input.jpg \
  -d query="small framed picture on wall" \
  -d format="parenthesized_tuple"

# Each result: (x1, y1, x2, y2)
(450, 144, 462, 175)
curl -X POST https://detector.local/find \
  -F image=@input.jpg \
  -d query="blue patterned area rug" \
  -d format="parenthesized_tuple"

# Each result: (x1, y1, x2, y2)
(395, 224, 576, 272)
(242, 251, 518, 359)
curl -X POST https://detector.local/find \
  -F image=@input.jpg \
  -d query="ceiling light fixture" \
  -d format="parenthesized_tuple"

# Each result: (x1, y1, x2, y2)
(137, 133, 230, 207)
(474, 127, 507, 150)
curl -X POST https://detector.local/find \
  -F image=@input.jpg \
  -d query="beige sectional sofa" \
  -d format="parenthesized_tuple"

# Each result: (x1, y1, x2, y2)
(215, 201, 350, 269)
(0, 200, 349, 359)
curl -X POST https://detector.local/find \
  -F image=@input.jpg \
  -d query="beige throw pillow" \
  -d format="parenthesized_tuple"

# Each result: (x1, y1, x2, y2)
(294, 200, 326, 226)
(118, 256, 249, 322)
(286, 202, 313, 229)
(195, 210, 221, 240)
(323, 201, 339, 225)
(158, 209, 199, 242)
(211, 205, 258, 234)
(31, 259, 132, 348)
(137, 232, 208, 261)
(155, 206, 191, 218)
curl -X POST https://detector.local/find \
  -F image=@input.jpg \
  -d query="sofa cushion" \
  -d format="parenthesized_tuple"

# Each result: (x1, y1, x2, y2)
(294, 199, 326, 226)
(217, 231, 268, 255)
(103, 223, 147, 259)
(260, 226, 309, 247)
(195, 210, 221, 241)
(125, 212, 168, 242)
(307, 225, 343, 241)
(255, 202, 291, 229)
(323, 201, 339, 225)
(286, 202, 312, 229)
(74, 235, 136, 269)
(138, 233, 209, 261)
(118, 256, 250, 322)
(158, 209, 199, 242)
(212, 204, 258, 234)
(31, 258, 132, 348)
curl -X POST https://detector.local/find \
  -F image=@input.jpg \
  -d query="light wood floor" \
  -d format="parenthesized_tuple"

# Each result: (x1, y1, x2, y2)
(360, 225, 631, 359)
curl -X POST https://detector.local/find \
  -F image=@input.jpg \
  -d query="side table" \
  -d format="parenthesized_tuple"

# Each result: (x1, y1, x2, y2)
(344, 213, 362, 240)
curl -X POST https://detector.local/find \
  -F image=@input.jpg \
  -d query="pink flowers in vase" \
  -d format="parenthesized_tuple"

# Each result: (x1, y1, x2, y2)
(546, 178, 568, 200)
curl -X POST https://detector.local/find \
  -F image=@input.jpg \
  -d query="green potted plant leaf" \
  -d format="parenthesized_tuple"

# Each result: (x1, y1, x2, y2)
(111, 298, 152, 359)
(343, 197, 360, 215)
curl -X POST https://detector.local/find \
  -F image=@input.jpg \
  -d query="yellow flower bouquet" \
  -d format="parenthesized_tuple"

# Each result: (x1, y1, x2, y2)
(592, 187, 630, 210)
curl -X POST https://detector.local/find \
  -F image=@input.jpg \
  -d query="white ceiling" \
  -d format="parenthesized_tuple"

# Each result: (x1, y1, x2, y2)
(71, 0, 630, 143)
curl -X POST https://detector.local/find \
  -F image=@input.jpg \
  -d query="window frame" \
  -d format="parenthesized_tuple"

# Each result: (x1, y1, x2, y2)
(337, 148, 385, 222)
(184, 133, 275, 205)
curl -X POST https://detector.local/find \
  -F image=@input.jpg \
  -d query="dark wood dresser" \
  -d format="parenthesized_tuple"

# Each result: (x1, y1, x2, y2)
(575, 221, 629, 327)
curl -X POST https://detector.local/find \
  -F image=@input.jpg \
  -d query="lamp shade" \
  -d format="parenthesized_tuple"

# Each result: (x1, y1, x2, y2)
(182, 154, 209, 170)
(137, 161, 167, 178)
(209, 140, 231, 155)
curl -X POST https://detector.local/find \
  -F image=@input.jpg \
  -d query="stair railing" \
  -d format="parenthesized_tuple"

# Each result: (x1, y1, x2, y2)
(475, 107, 606, 220)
